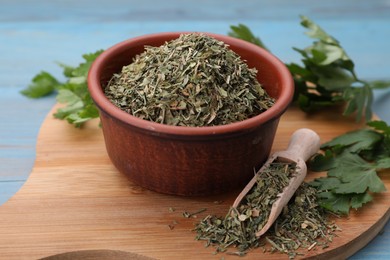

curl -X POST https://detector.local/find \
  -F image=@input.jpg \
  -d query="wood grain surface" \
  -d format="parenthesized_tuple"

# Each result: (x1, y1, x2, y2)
(0, 104, 388, 260)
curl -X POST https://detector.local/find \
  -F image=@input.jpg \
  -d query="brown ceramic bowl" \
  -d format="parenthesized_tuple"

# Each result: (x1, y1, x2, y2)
(88, 32, 294, 196)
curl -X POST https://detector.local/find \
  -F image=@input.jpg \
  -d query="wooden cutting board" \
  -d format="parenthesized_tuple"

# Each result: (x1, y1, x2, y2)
(0, 104, 389, 260)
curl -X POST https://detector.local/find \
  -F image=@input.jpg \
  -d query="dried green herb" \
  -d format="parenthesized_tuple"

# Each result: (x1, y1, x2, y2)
(194, 161, 338, 259)
(237, 161, 297, 234)
(194, 161, 296, 254)
(183, 208, 207, 218)
(105, 33, 275, 126)
(266, 183, 339, 259)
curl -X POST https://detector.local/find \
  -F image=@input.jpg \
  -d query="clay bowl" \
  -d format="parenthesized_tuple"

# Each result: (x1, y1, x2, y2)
(88, 32, 294, 196)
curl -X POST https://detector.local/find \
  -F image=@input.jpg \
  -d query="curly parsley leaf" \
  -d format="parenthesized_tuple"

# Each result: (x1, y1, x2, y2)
(310, 120, 390, 214)
(21, 50, 103, 127)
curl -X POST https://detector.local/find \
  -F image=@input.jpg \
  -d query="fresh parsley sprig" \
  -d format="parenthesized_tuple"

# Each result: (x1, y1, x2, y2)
(309, 120, 390, 214)
(292, 16, 376, 122)
(21, 50, 103, 127)
(229, 16, 390, 122)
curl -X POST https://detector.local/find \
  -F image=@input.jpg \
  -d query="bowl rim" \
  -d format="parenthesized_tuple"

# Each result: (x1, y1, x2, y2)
(88, 32, 294, 136)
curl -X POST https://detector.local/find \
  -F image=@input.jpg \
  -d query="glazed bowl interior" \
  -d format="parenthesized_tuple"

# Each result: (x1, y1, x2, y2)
(88, 32, 294, 196)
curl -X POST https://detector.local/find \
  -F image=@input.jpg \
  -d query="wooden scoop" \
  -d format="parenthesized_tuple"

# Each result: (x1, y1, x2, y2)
(232, 128, 321, 237)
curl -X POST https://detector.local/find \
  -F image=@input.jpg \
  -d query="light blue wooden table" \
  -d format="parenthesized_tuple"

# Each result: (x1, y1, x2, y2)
(1, 0, 389, 258)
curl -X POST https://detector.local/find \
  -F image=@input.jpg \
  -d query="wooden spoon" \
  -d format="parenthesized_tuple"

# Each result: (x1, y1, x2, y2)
(232, 128, 321, 237)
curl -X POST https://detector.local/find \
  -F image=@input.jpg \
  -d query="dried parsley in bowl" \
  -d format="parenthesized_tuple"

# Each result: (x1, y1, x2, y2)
(104, 33, 275, 126)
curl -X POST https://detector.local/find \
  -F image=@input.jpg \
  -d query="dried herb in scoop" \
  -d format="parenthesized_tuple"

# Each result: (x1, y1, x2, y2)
(105, 33, 275, 126)
(195, 161, 296, 253)
(194, 161, 338, 258)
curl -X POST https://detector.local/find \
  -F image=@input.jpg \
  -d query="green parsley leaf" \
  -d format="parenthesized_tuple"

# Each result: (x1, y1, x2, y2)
(309, 149, 337, 172)
(350, 192, 373, 209)
(20, 71, 60, 98)
(310, 120, 390, 214)
(228, 24, 269, 51)
(57, 63, 75, 78)
(368, 80, 390, 89)
(310, 177, 341, 190)
(367, 120, 390, 135)
(313, 187, 373, 214)
(376, 157, 390, 169)
(365, 121, 390, 159)
(54, 89, 84, 118)
(315, 192, 351, 215)
(300, 16, 338, 44)
(327, 152, 386, 194)
(22, 50, 103, 127)
(294, 16, 372, 121)
(312, 151, 386, 194)
(320, 129, 382, 153)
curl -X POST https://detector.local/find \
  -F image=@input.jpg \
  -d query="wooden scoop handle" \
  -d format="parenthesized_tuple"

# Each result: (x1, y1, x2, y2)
(280, 128, 321, 162)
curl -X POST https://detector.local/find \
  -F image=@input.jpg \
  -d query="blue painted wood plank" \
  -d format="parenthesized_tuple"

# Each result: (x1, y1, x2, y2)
(0, 181, 24, 205)
(1, 0, 390, 22)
